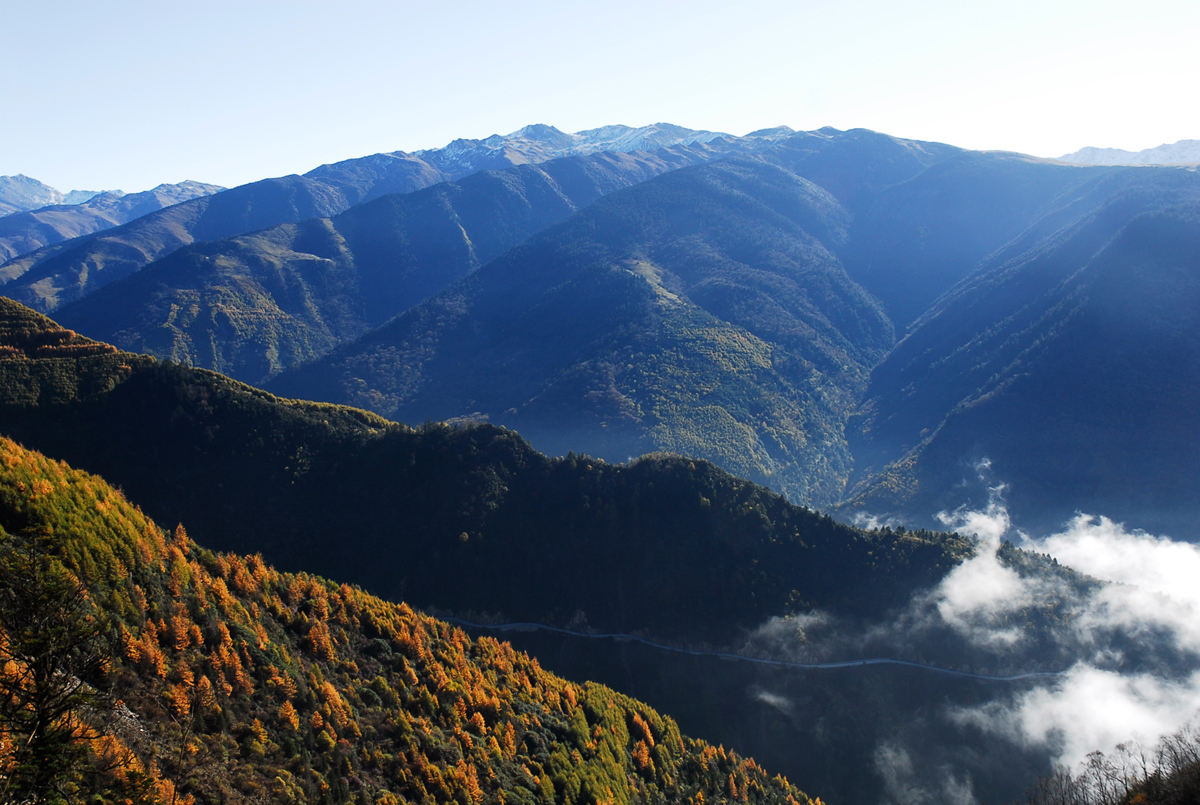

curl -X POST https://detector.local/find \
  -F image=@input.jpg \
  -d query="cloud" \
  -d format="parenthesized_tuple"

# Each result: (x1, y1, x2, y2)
(937, 488, 1200, 769)
(1027, 515, 1200, 647)
(931, 541, 1029, 646)
(852, 511, 906, 531)
(936, 482, 1011, 546)
(874, 743, 976, 805)
(751, 472, 1200, 796)
(953, 664, 1200, 768)
(1026, 513, 1200, 608)
(751, 687, 794, 714)
(923, 483, 1043, 647)
(1015, 514, 1200, 659)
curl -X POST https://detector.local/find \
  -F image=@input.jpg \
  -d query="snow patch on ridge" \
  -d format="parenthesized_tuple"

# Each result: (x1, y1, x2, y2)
(1058, 139, 1200, 166)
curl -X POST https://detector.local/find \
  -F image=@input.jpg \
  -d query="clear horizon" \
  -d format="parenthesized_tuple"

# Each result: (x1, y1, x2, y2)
(3, 0, 1196, 193)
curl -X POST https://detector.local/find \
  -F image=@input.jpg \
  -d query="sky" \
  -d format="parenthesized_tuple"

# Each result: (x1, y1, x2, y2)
(3, 0, 1197, 192)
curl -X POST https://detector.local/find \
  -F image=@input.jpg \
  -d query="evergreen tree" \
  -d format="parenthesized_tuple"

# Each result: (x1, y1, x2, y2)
(0, 535, 111, 804)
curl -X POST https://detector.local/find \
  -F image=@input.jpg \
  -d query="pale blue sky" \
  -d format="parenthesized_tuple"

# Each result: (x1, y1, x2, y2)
(3, 0, 1197, 192)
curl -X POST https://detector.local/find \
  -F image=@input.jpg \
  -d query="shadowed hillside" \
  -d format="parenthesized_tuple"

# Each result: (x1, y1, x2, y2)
(0, 435, 816, 805)
(267, 154, 895, 506)
(0, 298, 968, 648)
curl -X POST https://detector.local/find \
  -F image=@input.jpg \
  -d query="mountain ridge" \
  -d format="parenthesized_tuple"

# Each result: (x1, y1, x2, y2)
(52, 146, 744, 385)
(264, 151, 900, 505)
(1058, 138, 1200, 166)
(0, 296, 970, 646)
(0, 174, 72, 216)
(0, 124, 782, 315)
(0, 180, 223, 262)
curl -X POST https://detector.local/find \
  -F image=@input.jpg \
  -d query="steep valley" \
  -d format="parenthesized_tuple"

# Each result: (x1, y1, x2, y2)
(3, 121, 1200, 805)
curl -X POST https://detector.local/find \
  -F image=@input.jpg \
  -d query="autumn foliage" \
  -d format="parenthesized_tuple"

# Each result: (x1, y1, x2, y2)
(0, 436, 815, 805)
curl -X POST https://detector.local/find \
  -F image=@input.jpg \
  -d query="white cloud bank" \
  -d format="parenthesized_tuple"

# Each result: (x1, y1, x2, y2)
(933, 485, 1200, 769)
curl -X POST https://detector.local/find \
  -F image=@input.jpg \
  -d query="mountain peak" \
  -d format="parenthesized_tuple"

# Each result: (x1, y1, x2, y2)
(746, 125, 796, 138)
(507, 123, 574, 148)
(0, 174, 64, 215)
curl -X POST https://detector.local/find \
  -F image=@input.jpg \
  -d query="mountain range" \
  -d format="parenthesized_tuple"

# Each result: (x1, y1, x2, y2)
(0, 296, 1049, 804)
(0, 124, 778, 315)
(3, 119, 1200, 802)
(52, 148, 746, 385)
(10, 123, 1198, 534)
(3, 296, 1192, 805)
(1059, 138, 1200, 166)
(0, 174, 99, 216)
(0, 180, 223, 261)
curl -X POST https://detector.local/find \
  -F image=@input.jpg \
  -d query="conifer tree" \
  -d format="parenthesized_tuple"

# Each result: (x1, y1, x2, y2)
(0, 535, 111, 804)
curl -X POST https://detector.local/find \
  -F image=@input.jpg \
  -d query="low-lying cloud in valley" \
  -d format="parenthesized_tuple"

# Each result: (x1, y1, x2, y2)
(752, 468, 1200, 803)
(933, 481, 1200, 773)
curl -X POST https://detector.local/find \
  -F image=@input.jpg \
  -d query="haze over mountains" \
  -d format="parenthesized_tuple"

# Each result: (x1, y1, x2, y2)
(1059, 138, 1200, 166)
(842, 159, 1200, 534)
(10, 121, 1198, 537)
(0, 124, 778, 314)
(2, 119, 1200, 803)
(0, 179, 223, 261)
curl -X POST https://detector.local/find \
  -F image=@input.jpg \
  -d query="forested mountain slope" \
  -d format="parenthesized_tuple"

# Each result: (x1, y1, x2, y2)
(0, 298, 969, 648)
(266, 155, 895, 505)
(53, 148, 732, 385)
(844, 180, 1200, 535)
(0, 435, 814, 805)
(0, 156, 447, 313)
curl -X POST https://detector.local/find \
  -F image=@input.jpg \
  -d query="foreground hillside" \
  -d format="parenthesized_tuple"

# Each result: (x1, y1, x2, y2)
(0, 298, 969, 648)
(0, 435, 814, 805)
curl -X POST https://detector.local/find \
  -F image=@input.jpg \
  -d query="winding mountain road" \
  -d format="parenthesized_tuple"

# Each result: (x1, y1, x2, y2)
(442, 617, 1064, 683)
